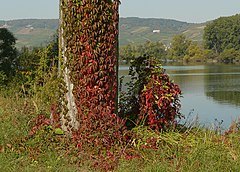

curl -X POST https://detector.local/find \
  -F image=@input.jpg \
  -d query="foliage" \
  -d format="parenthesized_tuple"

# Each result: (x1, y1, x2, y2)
(3, 10, 240, 172)
(203, 49, 218, 60)
(29, 111, 61, 136)
(13, 109, 129, 171)
(2, 95, 240, 172)
(60, 0, 120, 130)
(0, 29, 58, 88)
(117, 125, 240, 172)
(119, 55, 182, 130)
(168, 34, 191, 60)
(218, 48, 240, 62)
(120, 41, 167, 63)
(0, 28, 18, 78)
(17, 46, 39, 73)
(184, 42, 206, 62)
(120, 18, 240, 63)
(5, 32, 61, 114)
(120, 44, 136, 64)
(71, 111, 129, 171)
(59, 1, 131, 170)
(142, 41, 167, 60)
(139, 67, 182, 130)
(203, 14, 240, 54)
(0, 71, 7, 86)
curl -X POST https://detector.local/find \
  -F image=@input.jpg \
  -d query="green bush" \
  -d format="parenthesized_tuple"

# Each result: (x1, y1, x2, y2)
(119, 55, 182, 130)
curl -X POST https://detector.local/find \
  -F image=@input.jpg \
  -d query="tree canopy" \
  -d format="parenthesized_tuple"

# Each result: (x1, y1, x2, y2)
(203, 14, 240, 54)
(0, 28, 17, 77)
(120, 41, 167, 63)
(168, 34, 191, 60)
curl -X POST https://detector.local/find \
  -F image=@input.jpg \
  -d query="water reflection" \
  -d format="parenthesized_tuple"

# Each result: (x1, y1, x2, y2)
(206, 91, 240, 106)
(166, 64, 240, 128)
(204, 73, 240, 106)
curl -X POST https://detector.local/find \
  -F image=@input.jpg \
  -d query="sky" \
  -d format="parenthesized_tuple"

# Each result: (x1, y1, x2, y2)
(0, 0, 239, 23)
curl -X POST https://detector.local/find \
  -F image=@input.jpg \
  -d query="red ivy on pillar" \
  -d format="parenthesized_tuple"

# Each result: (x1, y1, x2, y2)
(61, 0, 120, 121)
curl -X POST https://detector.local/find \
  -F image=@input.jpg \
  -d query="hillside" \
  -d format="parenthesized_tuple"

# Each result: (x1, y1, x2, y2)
(0, 19, 58, 48)
(119, 17, 205, 46)
(0, 18, 205, 48)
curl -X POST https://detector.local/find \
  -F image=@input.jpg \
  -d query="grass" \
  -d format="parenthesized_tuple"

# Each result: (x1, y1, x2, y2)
(116, 128, 240, 172)
(0, 94, 88, 172)
(1, 92, 240, 172)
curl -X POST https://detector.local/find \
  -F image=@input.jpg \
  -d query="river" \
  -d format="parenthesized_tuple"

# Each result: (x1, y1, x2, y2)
(119, 63, 240, 129)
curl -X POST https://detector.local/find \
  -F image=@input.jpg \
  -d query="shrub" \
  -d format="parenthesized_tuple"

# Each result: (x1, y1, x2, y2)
(119, 55, 182, 130)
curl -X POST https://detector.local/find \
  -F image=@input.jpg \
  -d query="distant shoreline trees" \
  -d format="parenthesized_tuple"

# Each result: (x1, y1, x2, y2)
(120, 35, 210, 64)
(203, 14, 240, 62)
(120, 14, 240, 64)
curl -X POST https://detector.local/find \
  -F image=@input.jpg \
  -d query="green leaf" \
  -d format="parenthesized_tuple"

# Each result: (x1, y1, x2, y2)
(143, 85, 147, 91)
(54, 128, 64, 135)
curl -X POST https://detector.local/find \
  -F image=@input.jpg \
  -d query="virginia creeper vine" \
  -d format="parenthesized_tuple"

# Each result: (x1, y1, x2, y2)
(59, 0, 120, 132)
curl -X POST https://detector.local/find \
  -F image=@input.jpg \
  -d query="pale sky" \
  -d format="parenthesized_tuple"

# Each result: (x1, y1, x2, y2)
(0, 0, 239, 23)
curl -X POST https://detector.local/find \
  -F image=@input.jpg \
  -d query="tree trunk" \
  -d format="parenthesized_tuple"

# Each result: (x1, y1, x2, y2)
(58, 0, 119, 133)
(59, 0, 79, 132)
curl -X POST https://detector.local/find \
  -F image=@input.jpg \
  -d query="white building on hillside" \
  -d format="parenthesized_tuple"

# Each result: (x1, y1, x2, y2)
(153, 29, 160, 33)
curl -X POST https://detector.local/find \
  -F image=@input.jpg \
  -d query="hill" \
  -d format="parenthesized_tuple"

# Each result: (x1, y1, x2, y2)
(0, 19, 58, 48)
(0, 18, 205, 48)
(119, 17, 205, 46)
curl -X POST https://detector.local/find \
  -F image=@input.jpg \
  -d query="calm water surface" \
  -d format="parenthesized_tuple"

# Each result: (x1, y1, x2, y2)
(119, 64, 240, 129)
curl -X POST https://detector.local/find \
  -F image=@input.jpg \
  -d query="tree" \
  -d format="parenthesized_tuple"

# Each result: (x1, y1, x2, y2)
(219, 48, 240, 63)
(141, 41, 167, 61)
(120, 44, 136, 64)
(120, 41, 167, 63)
(17, 33, 59, 85)
(59, 0, 120, 132)
(184, 42, 206, 62)
(0, 28, 18, 78)
(18, 46, 37, 72)
(168, 34, 191, 60)
(203, 14, 240, 54)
